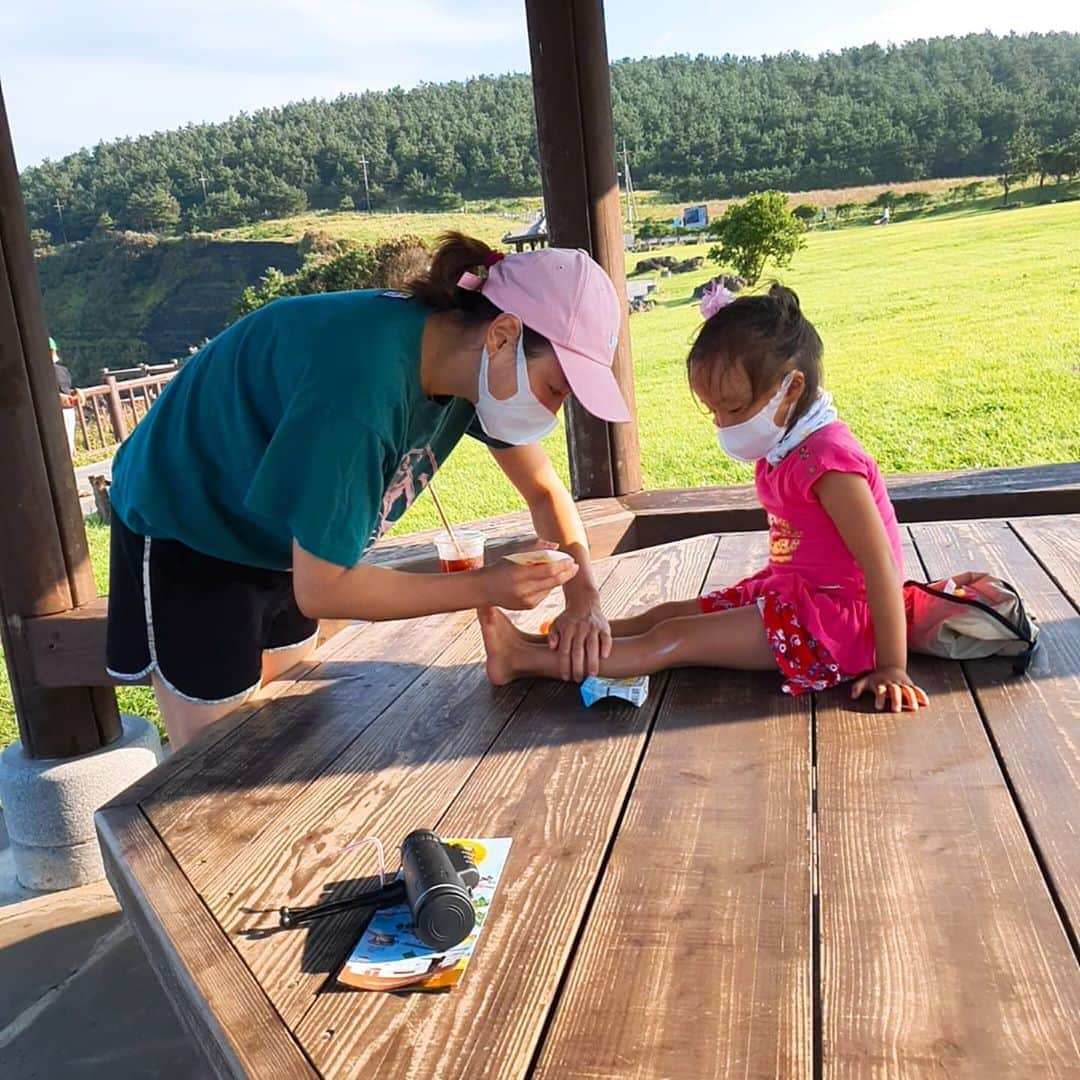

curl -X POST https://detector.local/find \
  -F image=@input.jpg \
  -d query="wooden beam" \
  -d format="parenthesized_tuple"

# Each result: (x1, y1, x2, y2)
(0, 80, 120, 757)
(26, 463, 1077, 692)
(628, 463, 1080, 548)
(525, 0, 641, 499)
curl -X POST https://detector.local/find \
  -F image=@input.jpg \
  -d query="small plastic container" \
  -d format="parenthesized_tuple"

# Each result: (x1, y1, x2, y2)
(502, 549, 574, 567)
(435, 530, 486, 573)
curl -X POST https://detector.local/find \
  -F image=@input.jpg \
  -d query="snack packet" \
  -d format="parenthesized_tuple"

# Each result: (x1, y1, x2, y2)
(580, 675, 649, 708)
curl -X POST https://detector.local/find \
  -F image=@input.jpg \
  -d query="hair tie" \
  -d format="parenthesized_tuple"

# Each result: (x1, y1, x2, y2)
(699, 280, 737, 320)
(458, 250, 506, 291)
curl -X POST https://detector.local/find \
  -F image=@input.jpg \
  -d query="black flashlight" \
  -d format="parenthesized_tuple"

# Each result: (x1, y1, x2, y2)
(401, 830, 477, 950)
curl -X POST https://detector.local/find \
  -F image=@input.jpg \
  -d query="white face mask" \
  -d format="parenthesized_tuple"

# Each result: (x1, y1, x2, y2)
(716, 372, 796, 462)
(475, 332, 558, 445)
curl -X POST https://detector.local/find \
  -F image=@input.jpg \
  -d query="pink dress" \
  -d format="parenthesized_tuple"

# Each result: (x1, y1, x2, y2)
(700, 421, 903, 694)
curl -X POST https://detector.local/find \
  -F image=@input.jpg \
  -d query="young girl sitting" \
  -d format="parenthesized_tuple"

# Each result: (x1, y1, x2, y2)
(479, 283, 930, 713)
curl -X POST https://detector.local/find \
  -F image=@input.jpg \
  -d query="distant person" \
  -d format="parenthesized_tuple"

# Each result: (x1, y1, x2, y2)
(874, 205, 892, 226)
(481, 284, 929, 715)
(50, 336, 79, 455)
(106, 234, 630, 748)
(819, 207, 828, 225)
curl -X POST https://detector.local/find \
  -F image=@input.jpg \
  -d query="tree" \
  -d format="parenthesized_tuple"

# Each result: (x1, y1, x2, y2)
(125, 186, 181, 233)
(192, 189, 248, 231)
(792, 203, 817, 225)
(29, 228, 52, 252)
(1040, 132, 1080, 188)
(234, 235, 427, 317)
(834, 202, 857, 220)
(634, 217, 667, 249)
(92, 210, 115, 238)
(707, 191, 805, 285)
(260, 178, 308, 219)
(999, 127, 1039, 206)
(14, 33, 1080, 238)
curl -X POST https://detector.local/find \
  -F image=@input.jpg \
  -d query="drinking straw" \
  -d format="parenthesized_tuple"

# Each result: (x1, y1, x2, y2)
(427, 480, 465, 560)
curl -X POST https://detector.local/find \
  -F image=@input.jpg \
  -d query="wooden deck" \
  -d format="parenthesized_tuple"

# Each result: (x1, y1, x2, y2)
(96, 516, 1080, 1078)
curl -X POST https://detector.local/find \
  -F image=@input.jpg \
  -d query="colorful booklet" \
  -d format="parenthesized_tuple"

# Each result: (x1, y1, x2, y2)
(337, 837, 511, 992)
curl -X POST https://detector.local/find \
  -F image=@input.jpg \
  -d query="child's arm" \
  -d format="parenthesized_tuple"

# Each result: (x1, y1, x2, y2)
(814, 472, 929, 713)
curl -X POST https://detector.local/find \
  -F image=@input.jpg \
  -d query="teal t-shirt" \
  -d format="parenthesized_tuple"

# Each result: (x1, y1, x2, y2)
(111, 290, 499, 570)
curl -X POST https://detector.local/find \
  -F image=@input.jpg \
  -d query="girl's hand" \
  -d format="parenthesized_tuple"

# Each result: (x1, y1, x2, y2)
(548, 594, 612, 681)
(480, 558, 578, 611)
(850, 667, 930, 713)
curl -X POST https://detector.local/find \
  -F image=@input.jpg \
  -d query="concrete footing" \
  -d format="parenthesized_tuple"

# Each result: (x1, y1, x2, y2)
(0, 715, 161, 891)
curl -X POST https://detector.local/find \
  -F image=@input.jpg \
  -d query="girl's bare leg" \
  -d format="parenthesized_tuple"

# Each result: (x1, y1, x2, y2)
(520, 598, 705, 647)
(609, 598, 703, 638)
(480, 604, 775, 685)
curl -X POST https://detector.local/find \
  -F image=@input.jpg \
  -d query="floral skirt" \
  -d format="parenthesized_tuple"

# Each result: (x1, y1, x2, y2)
(699, 569, 874, 695)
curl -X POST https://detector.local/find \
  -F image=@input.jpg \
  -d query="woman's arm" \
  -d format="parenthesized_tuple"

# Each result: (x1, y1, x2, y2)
(490, 443, 611, 679)
(292, 540, 577, 622)
(814, 472, 929, 712)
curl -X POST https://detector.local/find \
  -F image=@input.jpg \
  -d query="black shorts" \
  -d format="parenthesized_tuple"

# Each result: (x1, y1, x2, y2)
(106, 515, 318, 704)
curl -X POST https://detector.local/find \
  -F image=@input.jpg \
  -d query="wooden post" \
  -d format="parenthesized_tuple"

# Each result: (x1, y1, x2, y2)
(104, 374, 127, 441)
(525, 0, 642, 499)
(0, 80, 120, 758)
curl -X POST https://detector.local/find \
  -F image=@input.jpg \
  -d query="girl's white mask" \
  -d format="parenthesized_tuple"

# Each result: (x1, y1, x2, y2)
(475, 332, 558, 445)
(715, 372, 796, 462)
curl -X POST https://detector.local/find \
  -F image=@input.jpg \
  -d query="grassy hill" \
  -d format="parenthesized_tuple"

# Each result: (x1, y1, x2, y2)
(38, 235, 303, 384)
(38, 175, 1071, 384)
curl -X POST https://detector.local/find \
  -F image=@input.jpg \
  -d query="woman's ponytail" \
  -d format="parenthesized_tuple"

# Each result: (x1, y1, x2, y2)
(407, 232, 501, 319)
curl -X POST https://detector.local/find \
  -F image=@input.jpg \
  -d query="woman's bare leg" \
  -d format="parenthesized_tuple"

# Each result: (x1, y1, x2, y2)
(151, 673, 256, 751)
(259, 635, 318, 687)
(152, 636, 318, 751)
(480, 604, 775, 685)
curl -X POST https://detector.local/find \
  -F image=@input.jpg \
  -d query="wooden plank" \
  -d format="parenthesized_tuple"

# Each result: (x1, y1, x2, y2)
(148, 558, 623, 1028)
(817, 524, 1080, 1078)
(627, 464, 1080, 548)
(1013, 516, 1080, 609)
(96, 805, 319, 1080)
(144, 609, 477, 850)
(535, 533, 814, 1079)
(295, 537, 719, 1078)
(912, 519, 1080, 937)
(101, 620, 378, 813)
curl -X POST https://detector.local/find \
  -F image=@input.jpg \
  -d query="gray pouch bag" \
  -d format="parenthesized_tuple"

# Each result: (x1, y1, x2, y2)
(904, 572, 1039, 674)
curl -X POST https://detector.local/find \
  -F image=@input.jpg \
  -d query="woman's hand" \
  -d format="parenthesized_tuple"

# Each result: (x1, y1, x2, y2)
(548, 593, 612, 681)
(850, 667, 930, 713)
(479, 558, 578, 611)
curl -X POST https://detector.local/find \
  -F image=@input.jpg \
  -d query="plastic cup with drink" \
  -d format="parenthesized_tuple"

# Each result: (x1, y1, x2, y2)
(435, 530, 486, 573)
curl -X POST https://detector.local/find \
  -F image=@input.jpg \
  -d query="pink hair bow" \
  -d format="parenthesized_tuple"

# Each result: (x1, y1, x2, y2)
(699, 280, 736, 319)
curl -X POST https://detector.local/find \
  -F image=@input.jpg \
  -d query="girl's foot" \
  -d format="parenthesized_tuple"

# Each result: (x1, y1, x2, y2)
(478, 607, 528, 685)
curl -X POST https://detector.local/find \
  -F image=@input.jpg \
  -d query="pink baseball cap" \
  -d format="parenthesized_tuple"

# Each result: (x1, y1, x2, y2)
(458, 248, 631, 422)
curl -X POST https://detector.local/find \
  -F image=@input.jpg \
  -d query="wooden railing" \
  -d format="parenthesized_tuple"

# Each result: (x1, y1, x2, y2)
(74, 363, 179, 453)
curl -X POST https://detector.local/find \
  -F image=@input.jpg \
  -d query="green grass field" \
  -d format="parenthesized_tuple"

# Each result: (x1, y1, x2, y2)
(2, 195, 1078, 750)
